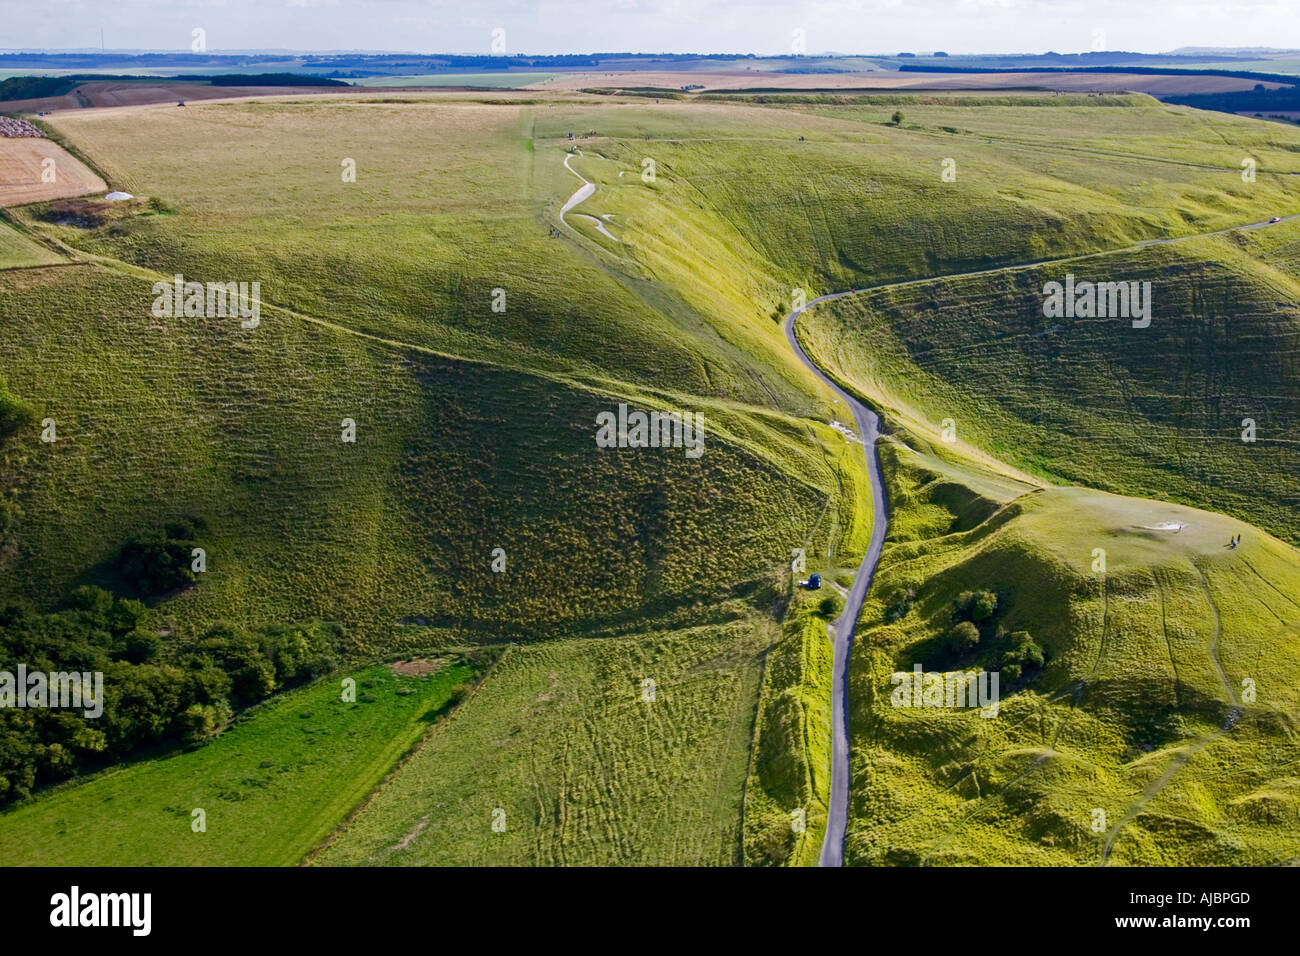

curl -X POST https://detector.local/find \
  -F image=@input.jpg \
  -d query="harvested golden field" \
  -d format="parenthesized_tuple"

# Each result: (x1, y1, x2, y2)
(0, 137, 105, 206)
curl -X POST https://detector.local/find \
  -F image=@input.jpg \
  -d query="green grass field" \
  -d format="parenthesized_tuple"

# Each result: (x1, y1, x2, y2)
(2, 89, 1299, 865)
(0, 217, 62, 269)
(318, 620, 773, 865)
(0, 662, 474, 865)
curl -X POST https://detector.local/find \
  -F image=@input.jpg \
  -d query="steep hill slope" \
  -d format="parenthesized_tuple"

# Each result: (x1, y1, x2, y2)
(798, 228, 1300, 545)
(794, 310, 1300, 864)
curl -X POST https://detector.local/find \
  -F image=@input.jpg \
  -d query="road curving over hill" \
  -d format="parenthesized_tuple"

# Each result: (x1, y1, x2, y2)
(785, 294, 889, 868)
(782, 210, 1298, 867)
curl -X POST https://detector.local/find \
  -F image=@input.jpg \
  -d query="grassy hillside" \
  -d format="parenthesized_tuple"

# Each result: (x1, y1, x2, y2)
(544, 95, 1300, 296)
(0, 216, 61, 268)
(4, 90, 1299, 866)
(0, 263, 857, 652)
(798, 229, 1300, 545)
(0, 93, 870, 865)
(744, 591, 837, 866)
(0, 662, 475, 865)
(29, 99, 822, 411)
(793, 305, 1300, 864)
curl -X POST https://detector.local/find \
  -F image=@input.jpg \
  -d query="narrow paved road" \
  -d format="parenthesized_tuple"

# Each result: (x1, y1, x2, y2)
(784, 294, 889, 868)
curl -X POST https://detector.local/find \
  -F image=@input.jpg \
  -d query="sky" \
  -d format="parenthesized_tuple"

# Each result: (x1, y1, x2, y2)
(4, 0, 1299, 57)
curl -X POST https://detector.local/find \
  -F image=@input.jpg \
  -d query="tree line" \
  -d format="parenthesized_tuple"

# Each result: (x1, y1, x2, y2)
(0, 585, 339, 804)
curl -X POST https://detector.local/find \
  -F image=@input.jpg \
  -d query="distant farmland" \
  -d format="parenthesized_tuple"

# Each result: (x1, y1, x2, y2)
(356, 72, 558, 88)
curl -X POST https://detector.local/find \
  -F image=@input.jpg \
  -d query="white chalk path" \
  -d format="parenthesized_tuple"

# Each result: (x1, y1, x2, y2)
(561, 152, 618, 242)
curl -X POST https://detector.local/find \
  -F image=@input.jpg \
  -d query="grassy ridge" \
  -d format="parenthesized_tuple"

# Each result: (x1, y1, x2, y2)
(744, 590, 836, 865)
(0, 662, 473, 865)
(559, 98, 1300, 296)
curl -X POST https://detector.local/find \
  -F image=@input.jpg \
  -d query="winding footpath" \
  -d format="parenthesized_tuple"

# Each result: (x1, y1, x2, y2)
(784, 296, 890, 868)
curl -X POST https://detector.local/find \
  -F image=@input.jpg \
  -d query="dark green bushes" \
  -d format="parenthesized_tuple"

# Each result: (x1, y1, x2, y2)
(0, 586, 340, 803)
(115, 518, 207, 597)
(0, 376, 34, 444)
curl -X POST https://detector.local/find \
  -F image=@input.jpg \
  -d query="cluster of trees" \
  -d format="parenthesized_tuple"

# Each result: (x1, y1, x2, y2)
(942, 588, 1044, 681)
(0, 75, 75, 102)
(1166, 84, 1300, 116)
(884, 586, 917, 623)
(0, 586, 338, 804)
(999, 630, 1045, 682)
(945, 588, 999, 654)
(116, 518, 207, 597)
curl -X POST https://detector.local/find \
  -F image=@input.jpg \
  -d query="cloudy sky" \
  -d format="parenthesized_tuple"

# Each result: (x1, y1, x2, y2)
(6, 0, 1299, 56)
